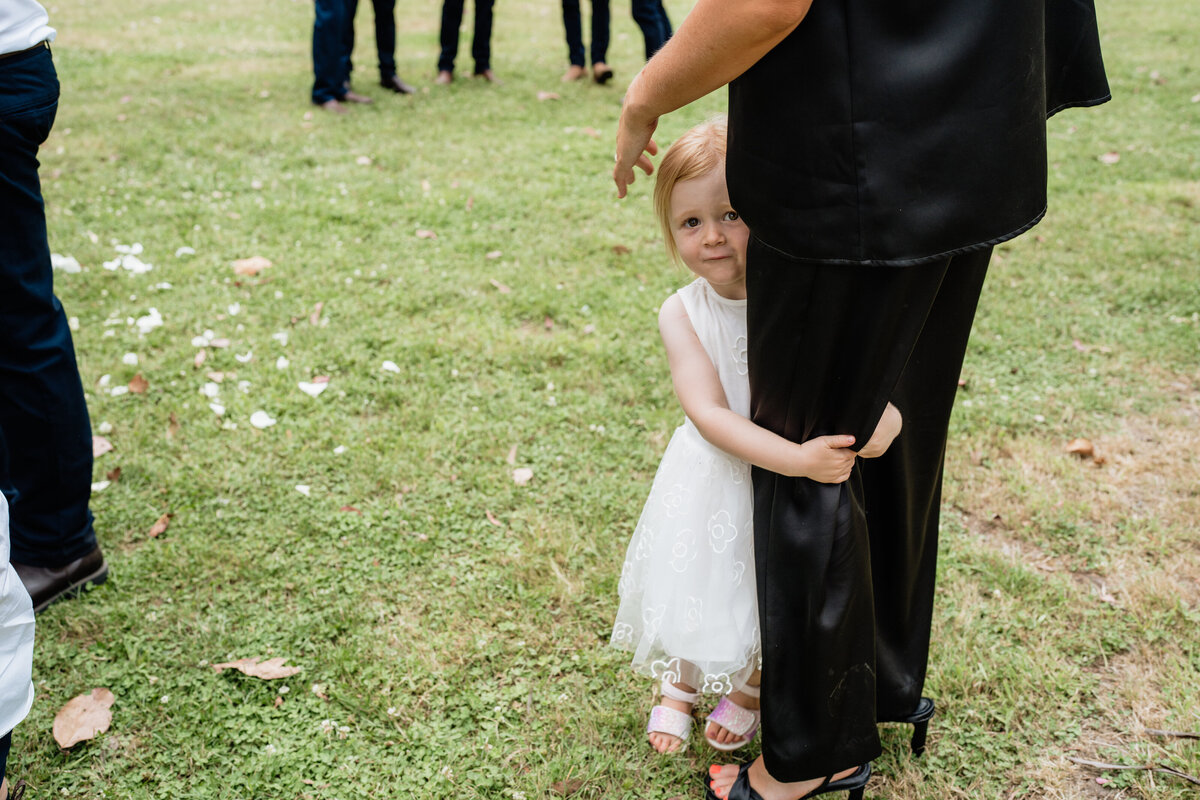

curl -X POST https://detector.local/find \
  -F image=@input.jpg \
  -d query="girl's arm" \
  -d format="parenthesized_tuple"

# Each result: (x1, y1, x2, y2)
(659, 295, 856, 483)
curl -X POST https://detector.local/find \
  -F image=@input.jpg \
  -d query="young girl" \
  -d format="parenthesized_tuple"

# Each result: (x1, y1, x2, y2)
(610, 118, 902, 755)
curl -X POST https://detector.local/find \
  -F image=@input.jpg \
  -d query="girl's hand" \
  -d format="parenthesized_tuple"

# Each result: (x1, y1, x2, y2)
(857, 403, 903, 459)
(796, 435, 857, 483)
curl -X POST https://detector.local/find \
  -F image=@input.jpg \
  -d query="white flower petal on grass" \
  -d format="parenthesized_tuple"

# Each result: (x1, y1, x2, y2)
(201, 382, 221, 399)
(381, 360, 401, 374)
(191, 335, 209, 347)
(122, 353, 139, 366)
(98, 374, 112, 387)
(91, 481, 110, 492)
(238, 380, 251, 393)
(110, 386, 129, 397)
(271, 331, 289, 346)
(295, 485, 311, 496)
(298, 381, 328, 398)
(250, 410, 276, 429)
(512, 467, 534, 485)
(135, 308, 163, 335)
(235, 351, 253, 363)
(333, 445, 347, 455)
(175, 246, 196, 257)
(275, 356, 289, 370)
(51, 254, 82, 273)
(97, 421, 113, 434)
(209, 402, 225, 416)
(153, 282, 173, 290)
(228, 303, 241, 316)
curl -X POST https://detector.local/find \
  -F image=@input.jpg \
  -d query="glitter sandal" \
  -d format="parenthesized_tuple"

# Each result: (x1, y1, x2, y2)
(704, 682, 760, 751)
(647, 681, 698, 752)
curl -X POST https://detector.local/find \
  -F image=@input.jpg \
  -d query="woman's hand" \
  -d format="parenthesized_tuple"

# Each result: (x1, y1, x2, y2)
(613, 71, 660, 198)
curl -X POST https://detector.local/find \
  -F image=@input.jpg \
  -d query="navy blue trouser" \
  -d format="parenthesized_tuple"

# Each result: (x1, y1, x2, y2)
(630, 0, 671, 60)
(312, 0, 351, 104)
(437, 0, 493, 74)
(0, 44, 97, 569)
(343, 0, 398, 81)
(562, 0, 609, 67)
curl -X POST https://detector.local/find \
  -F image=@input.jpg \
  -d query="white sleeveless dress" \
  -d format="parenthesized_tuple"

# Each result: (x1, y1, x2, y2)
(610, 278, 760, 694)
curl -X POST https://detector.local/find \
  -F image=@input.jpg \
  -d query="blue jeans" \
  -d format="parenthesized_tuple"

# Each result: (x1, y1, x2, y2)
(312, 0, 351, 103)
(0, 44, 97, 568)
(343, 0, 398, 81)
(562, 0, 609, 67)
(630, 0, 671, 60)
(438, 0, 493, 74)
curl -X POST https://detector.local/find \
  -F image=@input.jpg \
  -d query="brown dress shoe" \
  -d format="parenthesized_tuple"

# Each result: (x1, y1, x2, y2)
(12, 546, 108, 613)
(381, 74, 416, 94)
(342, 90, 373, 104)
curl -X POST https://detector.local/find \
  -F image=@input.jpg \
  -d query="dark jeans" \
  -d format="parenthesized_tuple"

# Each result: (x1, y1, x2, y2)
(746, 239, 991, 780)
(312, 0, 351, 103)
(562, 0, 609, 67)
(438, 0, 493, 74)
(343, 0, 398, 81)
(630, 0, 671, 60)
(0, 44, 97, 569)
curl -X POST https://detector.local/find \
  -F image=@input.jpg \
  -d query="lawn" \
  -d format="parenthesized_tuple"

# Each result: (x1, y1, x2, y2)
(8, 0, 1199, 797)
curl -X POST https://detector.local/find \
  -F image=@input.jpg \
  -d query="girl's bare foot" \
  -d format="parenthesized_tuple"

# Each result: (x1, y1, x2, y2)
(561, 64, 586, 81)
(708, 759, 858, 800)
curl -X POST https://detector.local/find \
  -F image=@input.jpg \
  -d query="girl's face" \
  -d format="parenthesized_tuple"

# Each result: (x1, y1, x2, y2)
(668, 167, 749, 300)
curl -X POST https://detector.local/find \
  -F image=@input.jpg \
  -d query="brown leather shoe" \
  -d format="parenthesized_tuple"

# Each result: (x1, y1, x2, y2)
(12, 546, 108, 613)
(342, 90, 373, 104)
(381, 74, 416, 94)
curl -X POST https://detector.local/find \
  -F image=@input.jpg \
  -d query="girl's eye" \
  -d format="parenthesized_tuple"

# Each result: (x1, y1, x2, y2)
(684, 217, 700, 228)
(725, 211, 740, 221)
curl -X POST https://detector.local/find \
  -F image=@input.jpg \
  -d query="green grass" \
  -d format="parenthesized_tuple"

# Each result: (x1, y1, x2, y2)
(8, 0, 1200, 797)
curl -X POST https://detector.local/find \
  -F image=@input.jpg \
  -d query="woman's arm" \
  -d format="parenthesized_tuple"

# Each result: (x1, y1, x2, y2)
(659, 295, 856, 483)
(614, 0, 816, 196)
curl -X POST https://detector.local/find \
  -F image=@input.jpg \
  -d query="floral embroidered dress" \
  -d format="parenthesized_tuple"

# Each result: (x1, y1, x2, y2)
(611, 277, 759, 694)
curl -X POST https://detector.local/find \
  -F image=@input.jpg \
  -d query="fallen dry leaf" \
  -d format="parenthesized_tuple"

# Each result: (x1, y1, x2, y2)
(505, 444, 518, 465)
(193, 349, 207, 368)
(485, 510, 502, 527)
(105, 466, 122, 482)
(340, 505, 362, 514)
(232, 256, 272, 276)
(485, 250, 502, 259)
(53, 688, 115, 748)
(544, 315, 555, 331)
(309, 301, 324, 326)
(612, 244, 631, 256)
(128, 373, 149, 394)
(93, 436, 114, 458)
(580, 126, 600, 138)
(212, 657, 302, 680)
(513, 467, 534, 485)
(537, 91, 561, 101)
(1098, 151, 1120, 165)
(168, 412, 180, 438)
(490, 278, 512, 294)
(415, 229, 437, 240)
(1065, 438, 1095, 459)
(552, 778, 585, 796)
(148, 513, 171, 538)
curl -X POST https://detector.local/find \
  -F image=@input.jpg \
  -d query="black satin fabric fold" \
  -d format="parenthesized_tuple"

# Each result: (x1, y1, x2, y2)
(727, 0, 1110, 266)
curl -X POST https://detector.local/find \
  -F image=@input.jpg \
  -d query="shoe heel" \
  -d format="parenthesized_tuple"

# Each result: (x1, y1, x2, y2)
(903, 697, 935, 757)
(848, 788, 865, 800)
(910, 718, 929, 757)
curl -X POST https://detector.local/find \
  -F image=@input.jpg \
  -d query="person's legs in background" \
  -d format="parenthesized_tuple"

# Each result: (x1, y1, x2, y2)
(0, 44, 106, 614)
(561, 0, 586, 78)
(436, 0, 464, 81)
(470, 0, 496, 79)
(630, 0, 670, 60)
(589, 0, 612, 83)
(313, 0, 350, 105)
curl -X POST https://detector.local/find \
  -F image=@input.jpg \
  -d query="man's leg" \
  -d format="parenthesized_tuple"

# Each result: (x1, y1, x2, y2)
(746, 236, 953, 781)
(629, 0, 669, 60)
(313, 0, 348, 103)
(437, 0, 465, 73)
(470, 0, 494, 74)
(0, 45, 103, 608)
(341, 0, 359, 85)
(561, 0, 585, 67)
(590, 0, 610, 66)
(861, 247, 991, 721)
(371, 0, 397, 80)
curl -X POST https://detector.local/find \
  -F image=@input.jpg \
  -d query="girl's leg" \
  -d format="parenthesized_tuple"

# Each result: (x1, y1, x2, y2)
(745, 236, 958, 781)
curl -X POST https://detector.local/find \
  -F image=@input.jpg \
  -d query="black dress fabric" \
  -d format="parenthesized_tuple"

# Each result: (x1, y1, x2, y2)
(728, 0, 1109, 782)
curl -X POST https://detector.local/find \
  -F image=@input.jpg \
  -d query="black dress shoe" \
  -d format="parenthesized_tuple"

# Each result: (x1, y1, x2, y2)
(12, 546, 108, 613)
(381, 74, 416, 94)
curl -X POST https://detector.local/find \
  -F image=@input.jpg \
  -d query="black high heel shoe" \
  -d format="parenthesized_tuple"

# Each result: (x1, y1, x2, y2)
(894, 697, 936, 756)
(704, 762, 871, 800)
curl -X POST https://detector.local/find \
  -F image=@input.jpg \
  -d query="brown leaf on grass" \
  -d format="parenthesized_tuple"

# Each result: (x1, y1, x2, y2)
(544, 315, 555, 331)
(206, 371, 226, 383)
(485, 510, 503, 527)
(490, 278, 512, 294)
(233, 256, 272, 276)
(551, 778, 585, 796)
(311, 375, 330, 384)
(53, 688, 115, 748)
(209, 338, 231, 348)
(537, 91, 561, 101)
(485, 250, 503, 260)
(340, 505, 362, 514)
(505, 444, 518, 465)
(1098, 151, 1120, 165)
(466, 196, 475, 211)
(167, 412, 179, 438)
(105, 467, 122, 482)
(309, 301, 324, 326)
(212, 657, 302, 679)
(1065, 438, 1095, 458)
(273, 696, 284, 708)
(612, 244, 631, 256)
(193, 349, 207, 368)
(128, 374, 149, 394)
(148, 513, 171, 538)
(415, 229, 437, 240)
(93, 436, 114, 457)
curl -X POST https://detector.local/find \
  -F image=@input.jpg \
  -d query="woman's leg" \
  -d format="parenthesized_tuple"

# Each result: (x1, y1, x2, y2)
(746, 236, 956, 781)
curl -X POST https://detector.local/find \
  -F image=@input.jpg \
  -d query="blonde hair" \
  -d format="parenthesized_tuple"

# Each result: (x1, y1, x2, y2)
(653, 115, 729, 265)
